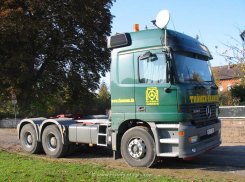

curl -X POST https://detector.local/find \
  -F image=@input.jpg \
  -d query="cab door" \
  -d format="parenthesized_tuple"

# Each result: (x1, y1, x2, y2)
(134, 50, 178, 122)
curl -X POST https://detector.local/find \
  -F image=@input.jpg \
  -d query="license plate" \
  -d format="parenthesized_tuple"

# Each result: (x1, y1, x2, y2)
(207, 128, 215, 135)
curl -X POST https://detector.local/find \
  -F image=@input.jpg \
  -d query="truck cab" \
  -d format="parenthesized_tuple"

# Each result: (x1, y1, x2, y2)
(108, 28, 221, 167)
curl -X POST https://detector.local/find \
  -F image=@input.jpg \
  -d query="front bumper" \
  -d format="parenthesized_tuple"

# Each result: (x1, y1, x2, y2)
(178, 120, 221, 158)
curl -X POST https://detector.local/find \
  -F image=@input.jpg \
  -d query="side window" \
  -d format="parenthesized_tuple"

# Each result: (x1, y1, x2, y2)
(118, 54, 134, 84)
(139, 53, 166, 84)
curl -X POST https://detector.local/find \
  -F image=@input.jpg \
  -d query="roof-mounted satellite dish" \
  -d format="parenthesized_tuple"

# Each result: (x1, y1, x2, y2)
(155, 10, 170, 29)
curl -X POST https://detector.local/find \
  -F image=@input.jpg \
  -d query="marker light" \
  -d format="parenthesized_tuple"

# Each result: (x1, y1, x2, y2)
(134, 24, 139, 32)
(178, 131, 185, 137)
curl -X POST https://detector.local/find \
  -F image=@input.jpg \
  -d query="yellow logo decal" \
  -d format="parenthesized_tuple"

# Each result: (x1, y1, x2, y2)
(146, 87, 159, 105)
(189, 95, 219, 103)
(112, 98, 135, 103)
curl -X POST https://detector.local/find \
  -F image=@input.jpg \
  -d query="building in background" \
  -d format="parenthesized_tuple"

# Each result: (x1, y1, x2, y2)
(212, 64, 244, 92)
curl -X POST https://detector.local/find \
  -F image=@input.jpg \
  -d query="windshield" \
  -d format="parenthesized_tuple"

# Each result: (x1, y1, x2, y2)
(174, 53, 213, 83)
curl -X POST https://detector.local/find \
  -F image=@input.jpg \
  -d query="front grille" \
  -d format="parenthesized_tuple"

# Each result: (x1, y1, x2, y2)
(180, 103, 218, 127)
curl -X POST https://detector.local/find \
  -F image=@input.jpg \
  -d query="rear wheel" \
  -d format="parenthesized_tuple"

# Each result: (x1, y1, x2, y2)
(20, 124, 42, 154)
(42, 125, 68, 158)
(121, 127, 157, 167)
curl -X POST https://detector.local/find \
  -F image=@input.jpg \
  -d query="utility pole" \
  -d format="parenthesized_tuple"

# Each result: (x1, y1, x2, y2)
(10, 90, 17, 127)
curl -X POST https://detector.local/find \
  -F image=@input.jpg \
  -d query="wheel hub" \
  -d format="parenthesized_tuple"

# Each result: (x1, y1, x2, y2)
(47, 134, 57, 151)
(24, 132, 33, 148)
(27, 134, 33, 144)
(50, 137, 57, 147)
(128, 138, 146, 159)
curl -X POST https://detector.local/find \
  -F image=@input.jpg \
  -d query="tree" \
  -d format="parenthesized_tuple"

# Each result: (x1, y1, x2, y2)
(96, 82, 111, 114)
(216, 29, 245, 84)
(215, 30, 245, 105)
(0, 0, 115, 116)
(211, 68, 220, 86)
(231, 85, 245, 105)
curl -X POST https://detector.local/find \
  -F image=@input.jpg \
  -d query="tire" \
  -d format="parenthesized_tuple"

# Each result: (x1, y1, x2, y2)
(20, 124, 42, 154)
(42, 125, 68, 158)
(121, 127, 157, 167)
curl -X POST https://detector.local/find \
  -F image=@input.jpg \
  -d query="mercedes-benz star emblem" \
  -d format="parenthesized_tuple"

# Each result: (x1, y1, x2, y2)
(206, 105, 212, 118)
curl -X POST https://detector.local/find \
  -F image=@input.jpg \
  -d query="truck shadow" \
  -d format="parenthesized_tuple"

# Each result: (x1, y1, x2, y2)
(154, 145, 245, 172)
(67, 145, 113, 159)
(67, 145, 245, 173)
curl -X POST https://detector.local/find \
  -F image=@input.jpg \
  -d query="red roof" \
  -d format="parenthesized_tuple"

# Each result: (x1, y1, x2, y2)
(212, 64, 244, 80)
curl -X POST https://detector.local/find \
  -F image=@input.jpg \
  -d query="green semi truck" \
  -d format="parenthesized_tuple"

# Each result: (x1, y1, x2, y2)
(17, 10, 221, 167)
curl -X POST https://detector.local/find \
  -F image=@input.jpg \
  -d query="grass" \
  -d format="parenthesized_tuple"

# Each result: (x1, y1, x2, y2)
(0, 150, 180, 182)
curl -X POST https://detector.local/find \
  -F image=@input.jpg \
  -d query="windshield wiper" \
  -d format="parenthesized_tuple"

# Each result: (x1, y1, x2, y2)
(204, 81, 218, 89)
(211, 84, 218, 90)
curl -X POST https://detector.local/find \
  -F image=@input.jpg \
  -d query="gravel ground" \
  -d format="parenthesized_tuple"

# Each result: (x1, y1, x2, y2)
(0, 128, 21, 151)
(1, 128, 245, 181)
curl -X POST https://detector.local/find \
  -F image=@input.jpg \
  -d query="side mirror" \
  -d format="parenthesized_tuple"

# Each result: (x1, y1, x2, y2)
(139, 51, 153, 60)
(139, 51, 157, 61)
(164, 83, 172, 93)
(162, 46, 171, 59)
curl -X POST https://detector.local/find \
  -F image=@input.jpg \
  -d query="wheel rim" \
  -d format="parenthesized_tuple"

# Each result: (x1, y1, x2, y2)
(47, 133, 57, 151)
(24, 132, 33, 148)
(128, 138, 146, 159)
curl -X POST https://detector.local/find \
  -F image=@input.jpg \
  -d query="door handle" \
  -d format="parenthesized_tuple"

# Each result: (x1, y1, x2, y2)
(137, 106, 146, 112)
(164, 87, 172, 93)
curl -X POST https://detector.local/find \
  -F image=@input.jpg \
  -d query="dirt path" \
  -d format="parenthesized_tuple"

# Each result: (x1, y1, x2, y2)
(0, 128, 22, 151)
(1, 128, 245, 181)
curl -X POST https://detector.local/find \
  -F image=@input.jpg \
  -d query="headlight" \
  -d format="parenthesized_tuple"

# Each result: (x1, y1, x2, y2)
(188, 136, 199, 143)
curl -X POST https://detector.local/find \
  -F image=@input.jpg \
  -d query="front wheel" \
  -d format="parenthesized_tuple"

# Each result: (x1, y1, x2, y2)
(42, 125, 68, 158)
(121, 127, 157, 167)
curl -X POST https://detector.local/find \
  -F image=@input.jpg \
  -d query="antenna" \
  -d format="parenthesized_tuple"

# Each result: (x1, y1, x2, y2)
(171, 18, 176, 31)
(198, 30, 205, 44)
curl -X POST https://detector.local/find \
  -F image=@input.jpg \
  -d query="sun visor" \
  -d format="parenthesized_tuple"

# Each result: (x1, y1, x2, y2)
(168, 31, 213, 59)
